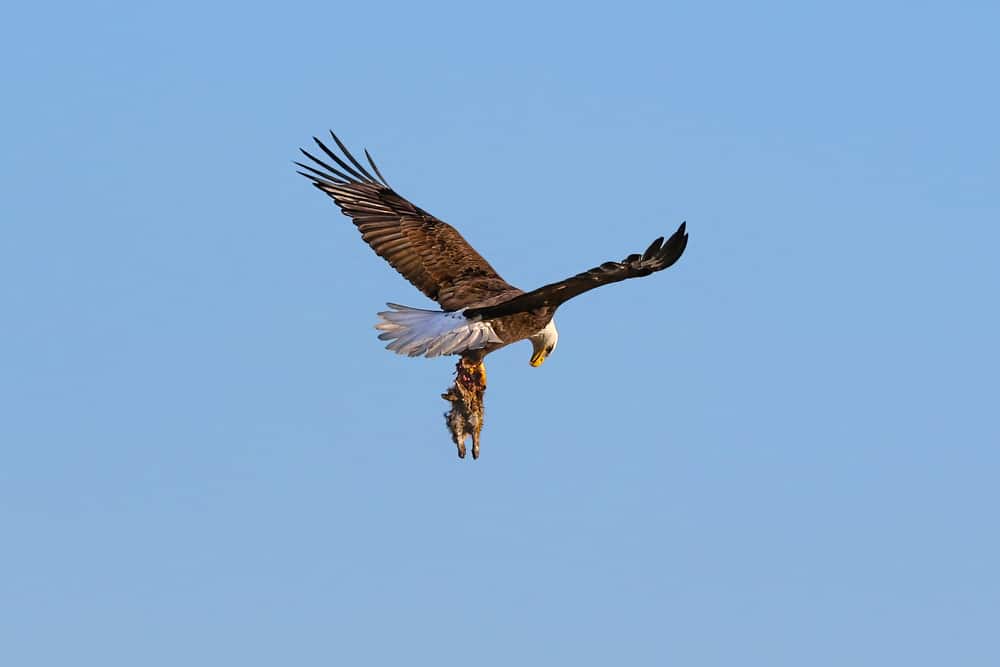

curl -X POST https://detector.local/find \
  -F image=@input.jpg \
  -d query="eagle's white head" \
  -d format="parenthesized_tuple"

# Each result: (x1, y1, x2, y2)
(529, 319, 559, 367)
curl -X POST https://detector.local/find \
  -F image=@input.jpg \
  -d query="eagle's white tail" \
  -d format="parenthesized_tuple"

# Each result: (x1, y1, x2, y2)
(374, 303, 503, 358)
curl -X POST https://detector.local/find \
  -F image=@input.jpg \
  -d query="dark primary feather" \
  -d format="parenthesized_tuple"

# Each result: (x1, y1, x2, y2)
(296, 133, 514, 310)
(464, 223, 688, 320)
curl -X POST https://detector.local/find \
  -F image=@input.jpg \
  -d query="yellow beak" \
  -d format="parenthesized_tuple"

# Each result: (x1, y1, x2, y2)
(529, 350, 547, 367)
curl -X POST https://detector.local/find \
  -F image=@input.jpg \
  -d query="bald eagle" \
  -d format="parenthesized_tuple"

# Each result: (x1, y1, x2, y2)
(297, 132, 688, 458)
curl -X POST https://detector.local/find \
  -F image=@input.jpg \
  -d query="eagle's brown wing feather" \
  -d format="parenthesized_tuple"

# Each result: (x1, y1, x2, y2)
(297, 133, 515, 311)
(464, 223, 688, 320)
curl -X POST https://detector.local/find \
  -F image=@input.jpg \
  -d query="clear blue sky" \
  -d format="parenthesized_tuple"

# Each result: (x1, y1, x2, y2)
(2, 1, 997, 665)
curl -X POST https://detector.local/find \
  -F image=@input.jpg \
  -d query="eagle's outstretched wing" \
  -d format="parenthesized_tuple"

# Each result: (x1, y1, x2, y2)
(296, 133, 515, 310)
(464, 223, 688, 320)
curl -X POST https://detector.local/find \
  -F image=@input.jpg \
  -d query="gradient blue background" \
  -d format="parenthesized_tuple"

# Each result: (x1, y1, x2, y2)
(3, 1, 997, 664)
